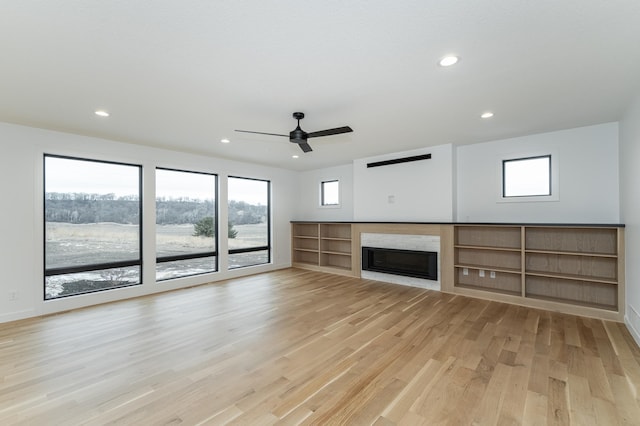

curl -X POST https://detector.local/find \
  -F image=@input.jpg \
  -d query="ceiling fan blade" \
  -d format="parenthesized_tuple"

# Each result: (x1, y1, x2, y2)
(235, 130, 288, 137)
(299, 142, 313, 153)
(307, 126, 353, 138)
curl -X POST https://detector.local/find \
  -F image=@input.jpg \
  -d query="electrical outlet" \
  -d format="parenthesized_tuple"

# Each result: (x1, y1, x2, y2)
(9, 291, 18, 301)
(479, 270, 485, 278)
(490, 271, 496, 279)
(463, 268, 469, 276)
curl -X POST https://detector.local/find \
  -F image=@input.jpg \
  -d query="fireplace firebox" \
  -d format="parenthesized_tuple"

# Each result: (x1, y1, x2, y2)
(361, 246, 438, 281)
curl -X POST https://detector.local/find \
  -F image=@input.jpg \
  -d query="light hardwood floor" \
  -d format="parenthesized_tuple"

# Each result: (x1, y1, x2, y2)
(1, 268, 640, 425)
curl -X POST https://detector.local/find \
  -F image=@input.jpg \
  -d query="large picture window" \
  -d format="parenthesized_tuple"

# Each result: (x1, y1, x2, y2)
(44, 155, 142, 299)
(156, 168, 217, 280)
(228, 176, 270, 269)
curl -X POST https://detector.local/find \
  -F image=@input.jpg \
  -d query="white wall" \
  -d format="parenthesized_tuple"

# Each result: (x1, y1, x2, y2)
(457, 123, 620, 223)
(0, 122, 295, 324)
(353, 144, 454, 222)
(620, 94, 640, 346)
(292, 163, 354, 221)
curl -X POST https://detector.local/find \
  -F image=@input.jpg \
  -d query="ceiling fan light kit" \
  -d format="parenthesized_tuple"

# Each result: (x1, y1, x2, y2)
(235, 112, 353, 153)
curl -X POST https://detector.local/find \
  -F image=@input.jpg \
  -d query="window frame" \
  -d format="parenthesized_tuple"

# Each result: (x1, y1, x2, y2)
(43, 154, 143, 299)
(227, 175, 271, 269)
(320, 179, 340, 207)
(500, 154, 557, 202)
(155, 167, 219, 281)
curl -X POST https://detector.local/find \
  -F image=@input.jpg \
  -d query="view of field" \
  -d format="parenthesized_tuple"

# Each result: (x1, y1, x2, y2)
(45, 222, 268, 298)
(46, 222, 140, 268)
(156, 223, 216, 257)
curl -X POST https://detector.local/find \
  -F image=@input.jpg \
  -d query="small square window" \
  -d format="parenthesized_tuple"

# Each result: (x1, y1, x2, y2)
(503, 155, 551, 197)
(321, 180, 340, 206)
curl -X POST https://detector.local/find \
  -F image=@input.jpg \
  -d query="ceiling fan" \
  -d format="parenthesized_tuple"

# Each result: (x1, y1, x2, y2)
(235, 112, 353, 153)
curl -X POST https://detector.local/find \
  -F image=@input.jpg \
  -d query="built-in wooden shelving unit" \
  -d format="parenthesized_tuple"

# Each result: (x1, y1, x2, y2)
(291, 221, 624, 321)
(453, 224, 624, 321)
(292, 223, 355, 276)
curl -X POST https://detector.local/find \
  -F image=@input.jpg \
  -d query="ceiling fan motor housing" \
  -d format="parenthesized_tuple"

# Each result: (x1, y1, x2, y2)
(290, 126, 307, 142)
(290, 112, 307, 142)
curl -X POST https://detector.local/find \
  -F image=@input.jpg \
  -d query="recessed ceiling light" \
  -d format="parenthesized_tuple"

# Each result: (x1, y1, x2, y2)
(94, 110, 110, 117)
(481, 112, 494, 119)
(292, 155, 299, 159)
(439, 55, 459, 67)
(220, 138, 230, 144)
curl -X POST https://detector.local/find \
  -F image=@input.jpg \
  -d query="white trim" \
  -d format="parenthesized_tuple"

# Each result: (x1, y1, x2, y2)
(625, 304, 640, 349)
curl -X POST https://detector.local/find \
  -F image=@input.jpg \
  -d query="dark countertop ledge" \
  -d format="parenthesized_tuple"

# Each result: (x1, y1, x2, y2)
(291, 221, 625, 228)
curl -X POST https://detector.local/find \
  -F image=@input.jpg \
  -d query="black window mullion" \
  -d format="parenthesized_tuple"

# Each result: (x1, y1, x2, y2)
(45, 260, 142, 277)
(156, 251, 217, 264)
(229, 246, 269, 255)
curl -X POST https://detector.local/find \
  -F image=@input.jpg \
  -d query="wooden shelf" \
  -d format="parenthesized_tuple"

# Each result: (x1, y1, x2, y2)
(293, 259, 318, 266)
(455, 264, 521, 275)
(455, 283, 521, 297)
(293, 248, 319, 253)
(525, 291, 617, 312)
(525, 271, 617, 286)
(322, 250, 351, 256)
(525, 249, 617, 258)
(454, 245, 521, 252)
(321, 264, 352, 272)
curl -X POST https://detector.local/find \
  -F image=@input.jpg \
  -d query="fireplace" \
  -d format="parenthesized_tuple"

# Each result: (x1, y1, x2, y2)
(362, 246, 438, 281)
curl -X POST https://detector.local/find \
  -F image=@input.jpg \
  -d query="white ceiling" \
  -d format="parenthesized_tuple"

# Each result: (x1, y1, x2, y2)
(1, 1, 640, 171)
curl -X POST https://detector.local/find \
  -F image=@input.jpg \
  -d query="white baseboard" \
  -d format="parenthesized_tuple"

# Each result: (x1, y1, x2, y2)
(0, 309, 37, 324)
(625, 304, 640, 348)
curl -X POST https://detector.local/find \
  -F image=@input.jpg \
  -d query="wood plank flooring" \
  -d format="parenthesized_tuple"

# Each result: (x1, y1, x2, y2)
(1, 268, 640, 425)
